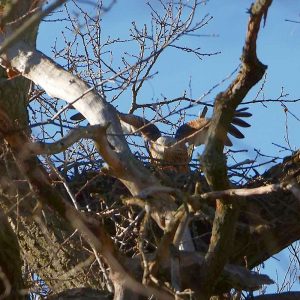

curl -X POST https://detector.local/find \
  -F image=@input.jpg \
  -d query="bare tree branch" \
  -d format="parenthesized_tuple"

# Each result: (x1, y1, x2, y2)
(0, 107, 173, 300)
(199, 0, 274, 297)
(253, 292, 300, 300)
(0, 0, 68, 55)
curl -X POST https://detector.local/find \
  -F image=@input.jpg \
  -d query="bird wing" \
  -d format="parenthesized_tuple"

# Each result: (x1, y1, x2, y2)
(227, 107, 252, 143)
(70, 111, 161, 141)
(118, 113, 161, 141)
(175, 107, 252, 146)
(175, 117, 211, 146)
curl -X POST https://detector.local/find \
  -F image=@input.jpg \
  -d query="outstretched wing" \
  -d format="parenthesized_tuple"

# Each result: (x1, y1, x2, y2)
(70, 112, 161, 141)
(175, 107, 252, 146)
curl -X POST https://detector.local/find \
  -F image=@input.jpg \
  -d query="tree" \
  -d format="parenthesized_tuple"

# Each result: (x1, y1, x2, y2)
(0, 0, 299, 299)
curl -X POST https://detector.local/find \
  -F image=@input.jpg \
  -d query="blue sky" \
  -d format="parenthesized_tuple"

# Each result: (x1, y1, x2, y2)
(39, 0, 300, 168)
(38, 0, 300, 294)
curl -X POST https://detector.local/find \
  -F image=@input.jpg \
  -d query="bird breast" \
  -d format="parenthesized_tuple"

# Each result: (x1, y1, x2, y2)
(151, 136, 177, 154)
(148, 136, 190, 173)
(149, 136, 187, 159)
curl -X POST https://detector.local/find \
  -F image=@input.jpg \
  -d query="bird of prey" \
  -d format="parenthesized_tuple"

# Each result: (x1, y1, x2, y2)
(71, 107, 251, 173)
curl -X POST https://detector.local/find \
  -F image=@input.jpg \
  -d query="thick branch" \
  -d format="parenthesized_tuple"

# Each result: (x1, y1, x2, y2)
(0, 21, 178, 239)
(253, 292, 300, 300)
(0, 34, 166, 198)
(27, 125, 110, 155)
(0, 211, 24, 299)
(0, 108, 173, 300)
(199, 0, 273, 297)
(0, 0, 67, 55)
(189, 182, 292, 207)
(175, 251, 273, 293)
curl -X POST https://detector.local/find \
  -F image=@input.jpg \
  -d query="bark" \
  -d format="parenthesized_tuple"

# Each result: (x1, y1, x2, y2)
(0, 4, 183, 298)
(199, 1, 273, 298)
(0, 1, 299, 300)
(0, 4, 38, 295)
(232, 151, 300, 268)
(0, 211, 23, 299)
(0, 1, 109, 295)
(253, 292, 300, 300)
(47, 288, 112, 300)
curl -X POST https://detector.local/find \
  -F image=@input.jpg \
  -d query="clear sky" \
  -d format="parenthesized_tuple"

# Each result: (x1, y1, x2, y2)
(39, 0, 300, 167)
(38, 0, 300, 295)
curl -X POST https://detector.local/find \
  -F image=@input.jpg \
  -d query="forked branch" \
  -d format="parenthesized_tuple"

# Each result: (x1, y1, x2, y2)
(199, 0, 273, 297)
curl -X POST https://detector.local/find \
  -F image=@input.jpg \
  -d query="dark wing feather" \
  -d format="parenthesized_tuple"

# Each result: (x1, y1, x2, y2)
(234, 107, 252, 118)
(228, 124, 245, 139)
(226, 107, 251, 143)
(200, 106, 208, 118)
(225, 137, 233, 147)
(234, 111, 252, 118)
(231, 117, 251, 127)
(70, 112, 85, 121)
(236, 107, 249, 112)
